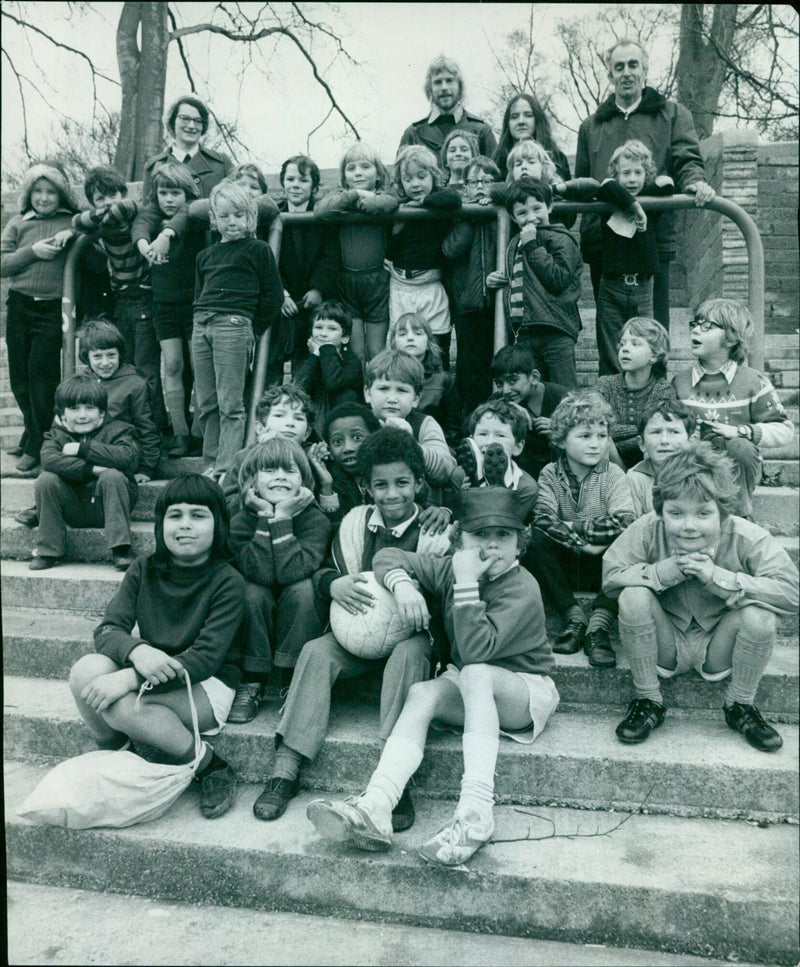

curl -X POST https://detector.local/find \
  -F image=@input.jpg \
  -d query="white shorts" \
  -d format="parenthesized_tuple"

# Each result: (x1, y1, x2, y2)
(199, 676, 236, 735)
(435, 664, 560, 744)
(657, 621, 731, 682)
(387, 263, 451, 334)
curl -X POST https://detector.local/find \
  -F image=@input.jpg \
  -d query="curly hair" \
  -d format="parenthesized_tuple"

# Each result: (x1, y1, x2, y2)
(608, 140, 656, 182)
(652, 441, 739, 519)
(549, 391, 615, 448)
(637, 398, 697, 438)
(358, 426, 425, 483)
(255, 383, 315, 426)
(468, 398, 531, 443)
(322, 402, 380, 443)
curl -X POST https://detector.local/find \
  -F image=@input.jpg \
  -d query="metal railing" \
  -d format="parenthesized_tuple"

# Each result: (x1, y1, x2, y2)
(60, 194, 765, 444)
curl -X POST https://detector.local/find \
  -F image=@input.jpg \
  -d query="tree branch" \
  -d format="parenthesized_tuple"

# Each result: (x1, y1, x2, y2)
(1, 46, 31, 159)
(166, 4, 197, 92)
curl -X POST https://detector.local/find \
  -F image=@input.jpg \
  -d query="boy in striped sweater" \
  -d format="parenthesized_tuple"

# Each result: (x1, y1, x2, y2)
(673, 299, 794, 517)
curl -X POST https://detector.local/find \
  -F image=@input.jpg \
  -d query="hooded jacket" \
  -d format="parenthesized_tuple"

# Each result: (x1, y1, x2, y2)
(89, 363, 161, 477)
(575, 86, 707, 260)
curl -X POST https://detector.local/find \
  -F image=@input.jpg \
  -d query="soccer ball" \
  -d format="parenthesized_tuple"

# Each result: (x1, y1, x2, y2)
(329, 572, 416, 659)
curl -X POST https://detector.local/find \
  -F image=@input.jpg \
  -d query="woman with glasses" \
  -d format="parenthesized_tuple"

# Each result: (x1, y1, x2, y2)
(142, 96, 233, 203)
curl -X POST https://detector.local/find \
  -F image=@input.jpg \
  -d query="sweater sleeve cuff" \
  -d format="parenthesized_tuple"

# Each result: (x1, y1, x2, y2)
(319, 492, 340, 513)
(453, 582, 480, 605)
(384, 569, 414, 593)
(77, 440, 92, 461)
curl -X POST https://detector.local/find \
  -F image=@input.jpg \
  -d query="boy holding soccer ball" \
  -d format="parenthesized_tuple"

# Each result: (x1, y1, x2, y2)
(253, 427, 449, 828)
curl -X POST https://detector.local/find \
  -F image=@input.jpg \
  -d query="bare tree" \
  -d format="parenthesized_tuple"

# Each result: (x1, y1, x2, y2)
(2, 1, 361, 180)
(484, 7, 554, 124)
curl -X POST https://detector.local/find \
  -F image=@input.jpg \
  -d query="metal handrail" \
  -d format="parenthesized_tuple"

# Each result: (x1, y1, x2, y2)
(60, 194, 766, 443)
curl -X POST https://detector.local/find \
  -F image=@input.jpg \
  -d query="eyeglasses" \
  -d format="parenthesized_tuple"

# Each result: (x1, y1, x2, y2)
(689, 318, 723, 333)
(176, 115, 203, 127)
(466, 178, 495, 187)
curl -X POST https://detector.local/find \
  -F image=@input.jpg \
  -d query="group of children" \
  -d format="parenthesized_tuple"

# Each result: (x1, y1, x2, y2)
(3, 140, 797, 870)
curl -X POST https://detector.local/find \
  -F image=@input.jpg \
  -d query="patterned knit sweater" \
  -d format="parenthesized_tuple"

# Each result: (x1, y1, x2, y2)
(596, 374, 676, 457)
(672, 364, 793, 450)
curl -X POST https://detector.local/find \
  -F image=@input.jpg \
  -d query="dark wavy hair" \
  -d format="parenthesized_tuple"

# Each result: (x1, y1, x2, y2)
(494, 93, 563, 178)
(152, 473, 232, 568)
(652, 441, 739, 519)
(54, 373, 107, 415)
(165, 95, 210, 137)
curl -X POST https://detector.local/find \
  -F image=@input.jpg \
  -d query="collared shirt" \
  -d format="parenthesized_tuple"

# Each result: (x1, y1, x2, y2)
(691, 359, 738, 387)
(170, 143, 200, 163)
(21, 207, 74, 222)
(366, 505, 420, 539)
(614, 96, 643, 119)
(427, 103, 464, 125)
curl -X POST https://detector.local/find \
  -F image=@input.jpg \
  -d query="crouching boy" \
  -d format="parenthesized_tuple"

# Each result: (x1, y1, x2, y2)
(306, 487, 559, 867)
(604, 442, 799, 751)
(32, 374, 139, 571)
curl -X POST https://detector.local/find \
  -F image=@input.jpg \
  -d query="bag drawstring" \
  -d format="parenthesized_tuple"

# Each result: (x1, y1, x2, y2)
(134, 670, 204, 763)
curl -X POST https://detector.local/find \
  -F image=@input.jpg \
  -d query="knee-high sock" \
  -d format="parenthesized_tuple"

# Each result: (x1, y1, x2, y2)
(620, 618, 663, 704)
(165, 389, 189, 436)
(361, 735, 424, 819)
(725, 631, 773, 706)
(458, 732, 499, 818)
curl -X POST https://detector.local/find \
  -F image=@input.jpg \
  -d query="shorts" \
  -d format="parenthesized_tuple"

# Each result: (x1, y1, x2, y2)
(339, 268, 389, 327)
(199, 676, 236, 735)
(153, 300, 194, 342)
(657, 620, 731, 681)
(435, 664, 560, 744)
(387, 263, 450, 334)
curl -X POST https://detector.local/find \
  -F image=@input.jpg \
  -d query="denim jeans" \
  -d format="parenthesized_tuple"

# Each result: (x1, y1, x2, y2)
(243, 579, 324, 673)
(516, 326, 578, 389)
(191, 313, 254, 471)
(596, 275, 654, 376)
(5, 291, 62, 459)
(114, 290, 167, 431)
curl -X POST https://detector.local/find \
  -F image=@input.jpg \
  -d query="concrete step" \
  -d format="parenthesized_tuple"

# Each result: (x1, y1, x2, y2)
(0, 451, 203, 480)
(763, 459, 800, 487)
(1, 518, 156, 562)
(5, 761, 798, 965)
(3, 605, 798, 721)
(4, 559, 800, 638)
(5, 675, 798, 821)
(752, 486, 800, 535)
(2, 477, 167, 521)
(10, 881, 743, 967)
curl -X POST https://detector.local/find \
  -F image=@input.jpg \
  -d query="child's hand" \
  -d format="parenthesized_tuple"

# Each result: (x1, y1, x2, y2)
(136, 239, 152, 260)
(532, 416, 551, 434)
(485, 270, 508, 289)
(272, 486, 315, 520)
(419, 505, 451, 536)
(655, 556, 688, 587)
(134, 472, 151, 484)
(31, 237, 63, 261)
(687, 181, 715, 206)
(675, 552, 715, 584)
(519, 224, 537, 244)
(553, 181, 567, 195)
(476, 195, 494, 207)
(301, 289, 322, 310)
(62, 442, 81, 456)
(577, 543, 606, 556)
(149, 233, 172, 263)
(393, 581, 430, 631)
(307, 442, 333, 489)
(244, 487, 273, 516)
(383, 416, 413, 435)
(282, 293, 298, 317)
(452, 546, 493, 584)
(91, 465, 104, 476)
(81, 670, 134, 713)
(52, 229, 75, 248)
(630, 201, 648, 232)
(307, 336, 321, 357)
(129, 643, 185, 685)
(330, 573, 376, 614)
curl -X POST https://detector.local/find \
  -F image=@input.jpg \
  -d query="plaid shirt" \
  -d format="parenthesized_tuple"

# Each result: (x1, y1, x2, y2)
(534, 456, 635, 547)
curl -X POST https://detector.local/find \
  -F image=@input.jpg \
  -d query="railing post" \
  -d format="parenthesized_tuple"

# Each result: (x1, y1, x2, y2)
(61, 234, 93, 376)
(493, 208, 510, 353)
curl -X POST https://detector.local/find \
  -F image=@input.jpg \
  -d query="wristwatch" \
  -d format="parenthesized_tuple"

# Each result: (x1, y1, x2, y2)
(738, 424, 753, 440)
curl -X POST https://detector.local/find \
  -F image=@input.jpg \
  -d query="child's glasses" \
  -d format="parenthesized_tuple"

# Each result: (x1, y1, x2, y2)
(466, 178, 495, 187)
(689, 317, 723, 332)
(176, 115, 203, 127)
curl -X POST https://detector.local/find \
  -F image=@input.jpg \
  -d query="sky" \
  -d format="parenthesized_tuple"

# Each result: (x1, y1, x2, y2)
(1, 1, 601, 180)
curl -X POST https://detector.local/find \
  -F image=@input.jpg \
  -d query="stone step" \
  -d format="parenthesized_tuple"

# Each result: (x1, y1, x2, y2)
(752, 486, 800, 535)
(1, 518, 156, 563)
(4, 559, 799, 637)
(763, 459, 800, 487)
(5, 675, 798, 820)
(2, 477, 168, 521)
(3, 606, 797, 719)
(0, 451, 203, 479)
(5, 761, 798, 965)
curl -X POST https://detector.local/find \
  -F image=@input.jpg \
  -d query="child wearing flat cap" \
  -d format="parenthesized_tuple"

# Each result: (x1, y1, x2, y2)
(306, 487, 559, 868)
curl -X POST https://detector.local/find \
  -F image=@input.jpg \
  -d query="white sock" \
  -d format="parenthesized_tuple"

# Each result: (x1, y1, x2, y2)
(457, 732, 498, 818)
(361, 735, 424, 819)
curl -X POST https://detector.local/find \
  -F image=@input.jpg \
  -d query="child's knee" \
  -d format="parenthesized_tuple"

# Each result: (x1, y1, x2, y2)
(618, 586, 658, 622)
(96, 468, 127, 489)
(35, 470, 63, 496)
(281, 579, 315, 609)
(405, 678, 439, 714)
(738, 606, 776, 640)
(69, 653, 118, 696)
(457, 662, 493, 695)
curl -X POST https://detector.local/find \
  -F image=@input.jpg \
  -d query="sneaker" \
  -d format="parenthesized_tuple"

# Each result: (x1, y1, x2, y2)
(111, 546, 135, 571)
(16, 454, 40, 474)
(482, 443, 509, 487)
(616, 698, 666, 744)
(553, 620, 585, 655)
(197, 760, 238, 818)
(14, 506, 38, 528)
(584, 628, 616, 668)
(306, 795, 392, 852)
(456, 438, 480, 487)
(227, 682, 261, 724)
(29, 555, 61, 571)
(724, 702, 783, 752)
(418, 807, 495, 867)
(253, 775, 299, 821)
(391, 786, 415, 832)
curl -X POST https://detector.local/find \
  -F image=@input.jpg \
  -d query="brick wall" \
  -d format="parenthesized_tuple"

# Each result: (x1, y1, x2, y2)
(758, 141, 799, 333)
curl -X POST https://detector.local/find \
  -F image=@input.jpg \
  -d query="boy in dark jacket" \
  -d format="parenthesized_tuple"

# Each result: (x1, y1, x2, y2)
(486, 177, 582, 389)
(31, 374, 139, 571)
